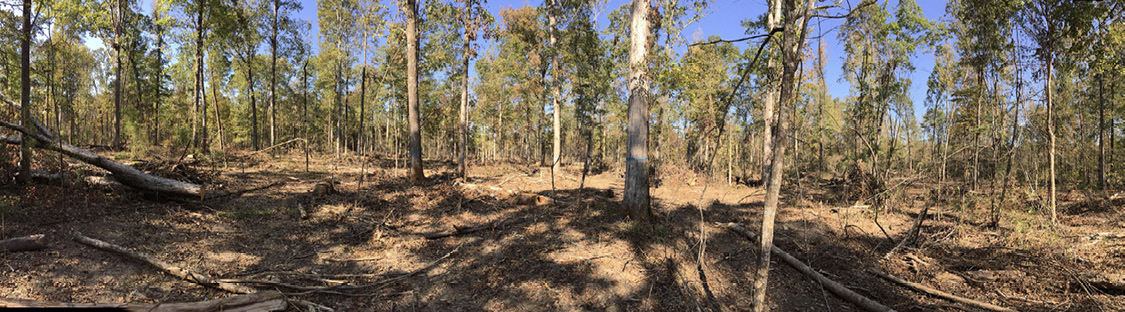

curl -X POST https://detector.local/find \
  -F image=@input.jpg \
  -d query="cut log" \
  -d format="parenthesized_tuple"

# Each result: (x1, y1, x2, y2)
(0, 119, 210, 198)
(869, 269, 1016, 312)
(73, 232, 256, 294)
(728, 223, 896, 312)
(0, 291, 286, 311)
(0, 234, 46, 252)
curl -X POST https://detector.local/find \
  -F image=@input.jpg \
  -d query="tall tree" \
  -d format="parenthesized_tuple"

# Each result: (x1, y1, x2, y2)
(16, 0, 32, 184)
(623, 0, 651, 221)
(457, 0, 490, 178)
(405, 0, 423, 183)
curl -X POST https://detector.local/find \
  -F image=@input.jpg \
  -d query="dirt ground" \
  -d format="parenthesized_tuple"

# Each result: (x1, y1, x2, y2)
(2, 150, 1123, 311)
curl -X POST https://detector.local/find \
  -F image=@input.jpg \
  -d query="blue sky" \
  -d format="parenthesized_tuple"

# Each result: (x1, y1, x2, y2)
(92, 0, 949, 119)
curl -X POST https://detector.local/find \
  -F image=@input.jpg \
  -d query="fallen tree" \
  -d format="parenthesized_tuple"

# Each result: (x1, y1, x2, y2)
(1, 91, 215, 198)
(728, 223, 896, 312)
(0, 234, 46, 252)
(869, 269, 1016, 312)
(0, 291, 286, 311)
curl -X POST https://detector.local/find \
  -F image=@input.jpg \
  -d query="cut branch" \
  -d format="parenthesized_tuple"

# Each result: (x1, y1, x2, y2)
(868, 269, 1016, 312)
(728, 223, 896, 312)
(0, 291, 286, 311)
(0, 234, 46, 252)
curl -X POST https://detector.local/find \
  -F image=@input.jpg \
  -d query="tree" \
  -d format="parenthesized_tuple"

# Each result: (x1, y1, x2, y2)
(623, 0, 651, 221)
(404, 0, 423, 183)
(16, 0, 32, 185)
(1022, 0, 1097, 224)
(456, 0, 491, 178)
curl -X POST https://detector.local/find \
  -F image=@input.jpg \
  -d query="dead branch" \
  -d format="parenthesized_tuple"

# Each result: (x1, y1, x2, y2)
(884, 207, 929, 259)
(728, 223, 896, 312)
(0, 234, 46, 252)
(73, 232, 257, 294)
(0, 291, 286, 311)
(868, 269, 1016, 312)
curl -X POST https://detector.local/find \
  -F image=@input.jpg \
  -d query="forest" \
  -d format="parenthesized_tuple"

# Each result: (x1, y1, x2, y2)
(1, 0, 1123, 310)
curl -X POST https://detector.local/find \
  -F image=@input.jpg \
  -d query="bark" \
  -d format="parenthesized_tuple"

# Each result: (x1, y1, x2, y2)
(730, 224, 895, 312)
(753, 0, 813, 310)
(623, 0, 651, 221)
(0, 292, 286, 311)
(211, 58, 224, 151)
(406, 0, 424, 183)
(16, 0, 30, 185)
(0, 234, 46, 252)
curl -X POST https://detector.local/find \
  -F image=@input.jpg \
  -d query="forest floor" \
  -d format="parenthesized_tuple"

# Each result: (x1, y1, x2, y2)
(1, 149, 1123, 311)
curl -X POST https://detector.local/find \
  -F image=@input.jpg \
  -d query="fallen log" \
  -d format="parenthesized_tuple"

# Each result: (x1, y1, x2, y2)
(0, 291, 286, 311)
(728, 223, 896, 312)
(73, 232, 256, 294)
(0, 234, 46, 252)
(868, 269, 1016, 312)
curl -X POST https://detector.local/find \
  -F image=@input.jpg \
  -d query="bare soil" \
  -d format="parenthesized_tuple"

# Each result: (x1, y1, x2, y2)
(2, 151, 1123, 311)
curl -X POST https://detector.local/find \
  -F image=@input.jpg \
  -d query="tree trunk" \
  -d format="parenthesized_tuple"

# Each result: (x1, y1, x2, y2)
(196, 1, 207, 152)
(459, 26, 470, 178)
(269, 0, 278, 147)
(16, 0, 31, 185)
(211, 60, 224, 152)
(1047, 55, 1056, 224)
(406, 0, 424, 183)
(113, 0, 123, 147)
(754, 0, 813, 310)
(1098, 73, 1106, 191)
(623, 0, 651, 222)
(549, 0, 561, 176)
(760, 0, 781, 186)
(154, 14, 164, 146)
(249, 47, 259, 151)
(360, 28, 368, 156)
